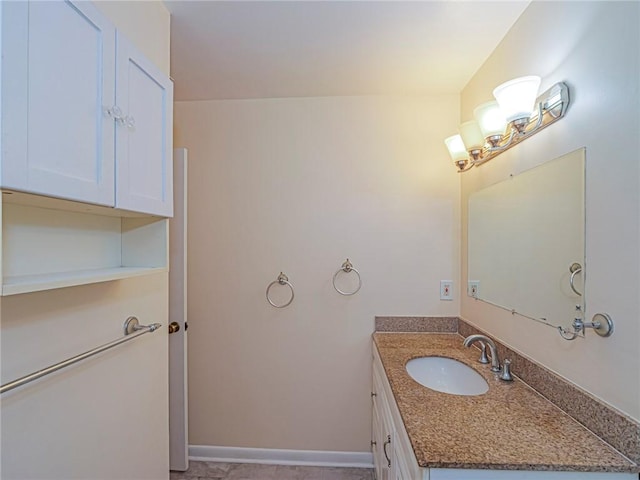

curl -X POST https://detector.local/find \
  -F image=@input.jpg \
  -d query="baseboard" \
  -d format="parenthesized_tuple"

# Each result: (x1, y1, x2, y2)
(188, 445, 374, 468)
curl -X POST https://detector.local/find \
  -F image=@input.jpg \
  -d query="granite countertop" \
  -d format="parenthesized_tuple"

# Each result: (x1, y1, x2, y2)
(373, 332, 639, 473)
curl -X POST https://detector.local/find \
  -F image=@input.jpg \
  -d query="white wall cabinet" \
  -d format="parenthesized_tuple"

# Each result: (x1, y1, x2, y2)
(0, 192, 168, 296)
(0, 0, 173, 217)
(1, 0, 116, 206)
(0, 0, 172, 296)
(115, 33, 173, 217)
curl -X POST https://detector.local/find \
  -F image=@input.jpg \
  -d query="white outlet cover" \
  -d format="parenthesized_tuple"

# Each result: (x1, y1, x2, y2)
(468, 281, 479, 297)
(440, 280, 453, 301)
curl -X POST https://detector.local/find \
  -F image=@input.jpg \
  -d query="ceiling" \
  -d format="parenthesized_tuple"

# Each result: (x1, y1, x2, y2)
(166, 1, 530, 101)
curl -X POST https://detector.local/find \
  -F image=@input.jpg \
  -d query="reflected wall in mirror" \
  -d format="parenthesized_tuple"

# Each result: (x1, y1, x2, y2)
(468, 148, 585, 326)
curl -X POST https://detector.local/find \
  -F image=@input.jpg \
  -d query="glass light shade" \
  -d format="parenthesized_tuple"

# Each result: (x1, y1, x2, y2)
(444, 134, 468, 162)
(473, 101, 507, 138)
(458, 120, 485, 151)
(492, 75, 541, 123)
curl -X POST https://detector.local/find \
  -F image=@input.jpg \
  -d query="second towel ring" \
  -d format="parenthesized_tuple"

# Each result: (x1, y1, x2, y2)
(332, 259, 362, 296)
(266, 272, 295, 308)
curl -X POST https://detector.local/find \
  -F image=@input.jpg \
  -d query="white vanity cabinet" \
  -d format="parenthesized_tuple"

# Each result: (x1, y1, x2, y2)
(0, 0, 173, 217)
(371, 367, 392, 480)
(372, 347, 425, 480)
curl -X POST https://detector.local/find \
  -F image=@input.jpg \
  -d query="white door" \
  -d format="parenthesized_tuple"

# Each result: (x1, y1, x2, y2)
(115, 32, 173, 216)
(169, 148, 189, 471)
(1, 0, 115, 205)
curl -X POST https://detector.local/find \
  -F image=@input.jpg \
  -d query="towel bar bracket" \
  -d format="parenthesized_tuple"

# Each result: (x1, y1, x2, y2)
(124, 316, 161, 335)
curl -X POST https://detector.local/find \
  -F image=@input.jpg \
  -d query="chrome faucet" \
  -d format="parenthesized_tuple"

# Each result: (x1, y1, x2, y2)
(476, 341, 490, 365)
(463, 334, 501, 372)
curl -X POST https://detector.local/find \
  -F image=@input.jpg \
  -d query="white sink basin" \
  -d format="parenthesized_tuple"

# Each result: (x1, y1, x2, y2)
(405, 356, 489, 396)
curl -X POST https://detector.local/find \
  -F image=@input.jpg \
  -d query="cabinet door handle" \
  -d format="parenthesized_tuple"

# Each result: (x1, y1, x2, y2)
(168, 322, 180, 334)
(383, 434, 391, 468)
(105, 106, 135, 130)
(124, 115, 136, 130)
(105, 105, 123, 122)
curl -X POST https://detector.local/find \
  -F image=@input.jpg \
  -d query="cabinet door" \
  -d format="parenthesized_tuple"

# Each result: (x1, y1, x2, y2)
(372, 397, 389, 480)
(1, 1, 116, 206)
(379, 396, 396, 480)
(373, 360, 396, 480)
(115, 32, 173, 217)
(393, 450, 411, 480)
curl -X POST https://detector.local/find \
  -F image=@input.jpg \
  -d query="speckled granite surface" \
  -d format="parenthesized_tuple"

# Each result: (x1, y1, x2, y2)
(373, 332, 639, 472)
(457, 318, 640, 465)
(375, 316, 458, 332)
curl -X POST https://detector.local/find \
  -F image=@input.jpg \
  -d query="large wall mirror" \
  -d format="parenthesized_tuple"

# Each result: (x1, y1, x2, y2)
(468, 148, 585, 327)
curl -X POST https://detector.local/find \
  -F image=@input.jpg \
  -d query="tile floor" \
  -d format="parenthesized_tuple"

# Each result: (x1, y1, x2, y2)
(170, 461, 374, 480)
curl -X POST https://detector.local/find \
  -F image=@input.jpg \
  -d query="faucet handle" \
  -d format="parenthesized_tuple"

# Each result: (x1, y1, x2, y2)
(477, 341, 490, 364)
(500, 359, 514, 382)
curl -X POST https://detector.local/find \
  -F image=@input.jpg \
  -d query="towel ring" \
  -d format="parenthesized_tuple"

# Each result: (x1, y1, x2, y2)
(332, 259, 362, 296)
(569, 262, 582, 296)
(266, 272, 294, 308)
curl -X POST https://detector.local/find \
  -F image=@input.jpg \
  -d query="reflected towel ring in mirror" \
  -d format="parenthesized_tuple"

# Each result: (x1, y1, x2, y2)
(569, 262, 582, 296)
(266, 272, 294, 308)
(332, 259, 362, 296)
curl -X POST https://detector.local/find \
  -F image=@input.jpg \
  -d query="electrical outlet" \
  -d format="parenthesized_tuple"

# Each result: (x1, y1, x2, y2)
(468, 281, 479, 297)
(440, 280, 453, 301)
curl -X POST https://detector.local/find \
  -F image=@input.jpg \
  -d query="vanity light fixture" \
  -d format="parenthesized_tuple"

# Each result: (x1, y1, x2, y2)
(445, 76, 570, 172)
(458, 120, 485, 162)
(473, 101, 507, 147)
(444, 134, 468, 170)
(493, 75, 541, 132)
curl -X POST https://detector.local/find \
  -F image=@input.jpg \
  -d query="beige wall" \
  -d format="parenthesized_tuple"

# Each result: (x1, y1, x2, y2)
(1, 277, 169, 479)
(174, 95, 460, 451)
(0, 2, 172, 479)
(460, 1, 640, 421)
(94, 0, 170, 75)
